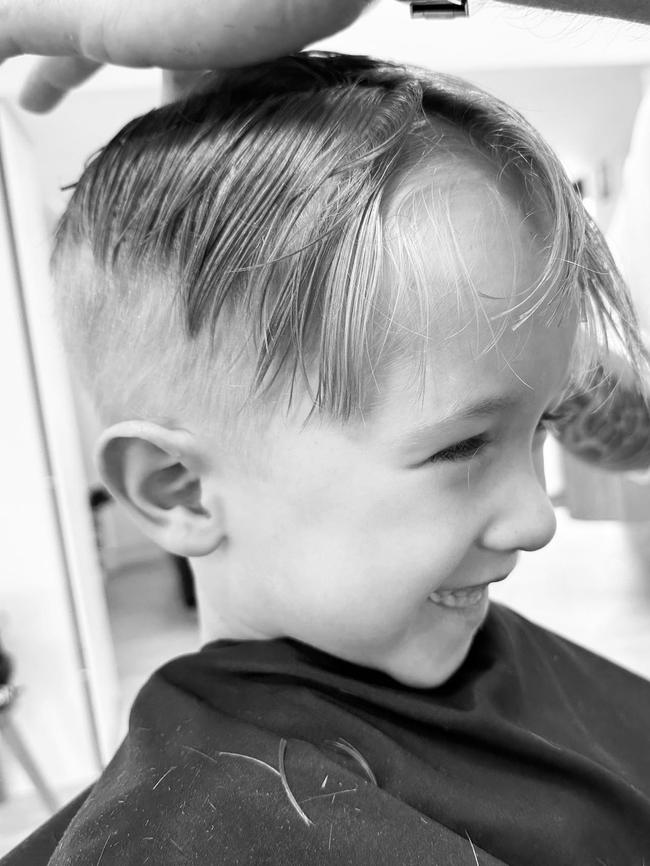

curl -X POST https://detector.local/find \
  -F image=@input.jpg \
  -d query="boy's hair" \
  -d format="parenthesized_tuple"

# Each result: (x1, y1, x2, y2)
(52, 52, 644, 433)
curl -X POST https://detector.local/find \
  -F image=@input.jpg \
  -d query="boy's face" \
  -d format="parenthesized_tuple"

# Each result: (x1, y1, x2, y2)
(202, 183, 577, 688)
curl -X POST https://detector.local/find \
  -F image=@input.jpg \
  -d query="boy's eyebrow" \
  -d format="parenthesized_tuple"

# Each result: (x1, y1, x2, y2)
(438, 394, 519, 424)
(395, 395, 518, 449)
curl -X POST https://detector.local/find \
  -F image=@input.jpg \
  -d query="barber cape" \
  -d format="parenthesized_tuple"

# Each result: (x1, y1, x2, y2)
(4, 603, 650, 865)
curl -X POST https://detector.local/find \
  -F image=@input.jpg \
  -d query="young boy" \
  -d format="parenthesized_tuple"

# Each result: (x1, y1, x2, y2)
(5, 52, 650, 866)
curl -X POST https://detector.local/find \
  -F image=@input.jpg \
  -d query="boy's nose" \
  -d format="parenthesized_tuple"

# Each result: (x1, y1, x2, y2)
(478, 464, 557, 554)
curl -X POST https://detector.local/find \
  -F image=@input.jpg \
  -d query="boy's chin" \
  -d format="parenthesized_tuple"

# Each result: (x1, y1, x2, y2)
(380, 638, 475, 690)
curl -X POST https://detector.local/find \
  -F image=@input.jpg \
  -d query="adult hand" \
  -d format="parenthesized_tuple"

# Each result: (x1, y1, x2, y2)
(6, 0, 648, 112)
(3, 0, 373, 112)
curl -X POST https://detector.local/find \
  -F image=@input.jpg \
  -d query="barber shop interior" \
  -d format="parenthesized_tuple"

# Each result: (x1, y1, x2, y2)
(1, 1, 650, 860)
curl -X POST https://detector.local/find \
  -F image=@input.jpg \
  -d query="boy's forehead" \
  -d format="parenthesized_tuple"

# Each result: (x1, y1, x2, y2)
(382, 170, 554, 347)
(370, 168, 578, 427)
(365, 307, 578, 455)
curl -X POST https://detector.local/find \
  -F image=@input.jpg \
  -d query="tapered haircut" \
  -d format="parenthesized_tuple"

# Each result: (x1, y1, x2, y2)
(52, 52, 646, 433)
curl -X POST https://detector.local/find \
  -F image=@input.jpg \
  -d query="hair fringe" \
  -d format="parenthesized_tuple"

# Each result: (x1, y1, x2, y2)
(51, 51, 647, 427)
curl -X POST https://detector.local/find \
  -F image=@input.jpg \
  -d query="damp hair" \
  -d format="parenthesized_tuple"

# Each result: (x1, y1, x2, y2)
(51, 51, 646, 432)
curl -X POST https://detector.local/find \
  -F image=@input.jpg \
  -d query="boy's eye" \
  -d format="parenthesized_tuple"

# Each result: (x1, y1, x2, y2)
(537, 410, 561, 432)
(428, 435, 488, 464)
(428, 411, 559, 465)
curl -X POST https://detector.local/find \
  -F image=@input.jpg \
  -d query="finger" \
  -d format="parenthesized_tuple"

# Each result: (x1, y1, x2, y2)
(161, 69, 210, 104)
(178, 0, 374, 67)
(19, 56, 103, 112)
(0, 1, 90, 62)
(90, 0, 375, 70)
(2, 0, 374, 72)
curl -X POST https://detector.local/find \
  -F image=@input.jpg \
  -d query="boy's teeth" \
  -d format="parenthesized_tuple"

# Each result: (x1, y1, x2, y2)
(428, 586, 486, 608)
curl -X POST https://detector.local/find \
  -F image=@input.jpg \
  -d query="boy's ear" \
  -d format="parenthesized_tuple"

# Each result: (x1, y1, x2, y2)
(96, 421, 226, 557)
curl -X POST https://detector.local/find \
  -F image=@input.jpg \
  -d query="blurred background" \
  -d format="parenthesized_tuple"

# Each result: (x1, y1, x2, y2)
(2, 0, 650, 854)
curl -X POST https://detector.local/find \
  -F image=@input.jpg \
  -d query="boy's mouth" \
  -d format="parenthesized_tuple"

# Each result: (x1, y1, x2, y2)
(428, 575, 508, 610)
(428, 586, 487, 609)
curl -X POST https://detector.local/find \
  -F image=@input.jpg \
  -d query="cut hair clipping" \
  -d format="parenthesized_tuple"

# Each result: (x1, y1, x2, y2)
(396, 0, 469, 18)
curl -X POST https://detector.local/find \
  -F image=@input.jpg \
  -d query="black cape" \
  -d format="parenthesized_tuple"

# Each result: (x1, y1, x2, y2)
(4, 603, 650, 865)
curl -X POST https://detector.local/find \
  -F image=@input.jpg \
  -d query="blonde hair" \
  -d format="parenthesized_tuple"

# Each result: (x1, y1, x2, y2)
(52, 52, 644, 431)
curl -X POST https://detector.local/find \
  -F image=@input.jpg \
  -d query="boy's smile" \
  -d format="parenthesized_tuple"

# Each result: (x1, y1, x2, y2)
(192, 184, 578, 688)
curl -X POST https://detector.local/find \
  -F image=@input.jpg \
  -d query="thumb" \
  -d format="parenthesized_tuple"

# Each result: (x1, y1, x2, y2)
(19, 55, 103, 112)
